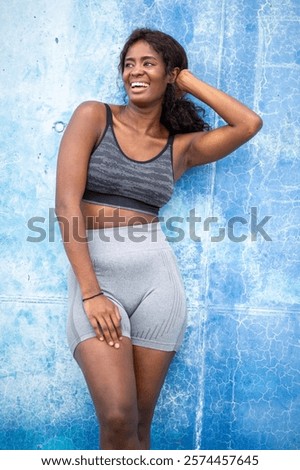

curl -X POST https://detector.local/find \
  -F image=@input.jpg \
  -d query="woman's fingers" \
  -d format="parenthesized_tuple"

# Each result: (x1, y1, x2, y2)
(113, 306, 123, 340)
(100, 317, 120, 348)
(84, 296, 123, 348)
(99, 305, 122, 347)
(89, 317, 105, 342)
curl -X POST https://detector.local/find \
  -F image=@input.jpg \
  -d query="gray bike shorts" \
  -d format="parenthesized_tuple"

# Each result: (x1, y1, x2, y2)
(67, 222, 187, 356)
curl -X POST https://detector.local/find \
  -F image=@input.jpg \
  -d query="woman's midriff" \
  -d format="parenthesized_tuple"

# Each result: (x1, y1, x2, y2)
(81, 201, 159, 229)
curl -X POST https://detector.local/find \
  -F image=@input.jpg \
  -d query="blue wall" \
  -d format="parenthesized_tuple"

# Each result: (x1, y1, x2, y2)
(0, 0, 299, 450)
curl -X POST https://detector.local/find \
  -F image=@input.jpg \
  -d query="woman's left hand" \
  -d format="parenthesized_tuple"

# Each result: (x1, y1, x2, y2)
(175, 69, 193, 94)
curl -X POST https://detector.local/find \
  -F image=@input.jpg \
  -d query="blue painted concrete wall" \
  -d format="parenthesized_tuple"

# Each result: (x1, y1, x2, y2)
(0, 0, 299, 450)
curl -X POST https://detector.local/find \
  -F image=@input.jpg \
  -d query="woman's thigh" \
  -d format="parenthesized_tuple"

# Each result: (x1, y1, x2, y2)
(74, 336, 139, 422)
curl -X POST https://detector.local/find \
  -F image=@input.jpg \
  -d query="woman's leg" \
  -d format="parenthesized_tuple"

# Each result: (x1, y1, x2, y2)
(75, 336, 141, 450)
(133, 345, 175, 449)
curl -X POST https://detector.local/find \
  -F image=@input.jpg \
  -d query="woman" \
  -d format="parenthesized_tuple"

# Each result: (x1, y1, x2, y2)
(55, 28, 262, 450)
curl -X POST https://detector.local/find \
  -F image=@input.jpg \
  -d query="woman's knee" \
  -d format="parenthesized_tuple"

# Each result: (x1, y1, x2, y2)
(100, 404, 138, 436)
(99, 405, 141, 449)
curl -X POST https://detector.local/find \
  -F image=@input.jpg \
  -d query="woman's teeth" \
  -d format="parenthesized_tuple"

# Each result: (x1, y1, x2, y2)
(130, 82, 149, 88)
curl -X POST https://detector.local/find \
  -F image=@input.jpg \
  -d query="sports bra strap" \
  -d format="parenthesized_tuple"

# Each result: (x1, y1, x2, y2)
(168, 133, 175, 146)
(104, 103, 113, 125)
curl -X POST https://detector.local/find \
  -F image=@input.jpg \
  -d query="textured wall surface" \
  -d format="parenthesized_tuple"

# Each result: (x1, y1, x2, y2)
(0, 0, 299, 450)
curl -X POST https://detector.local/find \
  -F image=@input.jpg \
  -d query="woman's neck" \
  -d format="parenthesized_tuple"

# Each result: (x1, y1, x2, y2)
(117, 102, 164, 136)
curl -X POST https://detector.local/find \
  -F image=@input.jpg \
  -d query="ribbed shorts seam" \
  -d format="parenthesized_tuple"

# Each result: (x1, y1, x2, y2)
(160, 249, 182, 335)
(70, 331, 132, 357)
(131, 335, 180, 352)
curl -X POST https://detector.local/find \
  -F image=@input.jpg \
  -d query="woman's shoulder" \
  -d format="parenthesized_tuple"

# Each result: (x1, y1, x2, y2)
(73, 100, 106, 119)
(70, 101, 113, 130)
(75, 100, 122, 112)
(72, 101, 123, 124)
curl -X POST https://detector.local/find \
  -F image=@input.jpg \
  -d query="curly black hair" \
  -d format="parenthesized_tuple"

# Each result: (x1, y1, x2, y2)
(119, 28, 210, 135)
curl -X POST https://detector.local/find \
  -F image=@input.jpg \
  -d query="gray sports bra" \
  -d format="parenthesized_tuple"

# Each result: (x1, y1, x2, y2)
(82, 104, 175, 216)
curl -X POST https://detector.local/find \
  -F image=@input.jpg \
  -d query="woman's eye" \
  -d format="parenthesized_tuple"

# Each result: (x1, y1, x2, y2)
(125, 63, 133, 68)
(144, 62, 153, 66)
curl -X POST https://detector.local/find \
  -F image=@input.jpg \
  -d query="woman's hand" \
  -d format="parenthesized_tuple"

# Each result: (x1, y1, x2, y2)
(83, 295, 123, 349)
(175, 68, 194, 94)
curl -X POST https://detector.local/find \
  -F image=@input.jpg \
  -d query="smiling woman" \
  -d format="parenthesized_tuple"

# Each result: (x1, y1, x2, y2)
(55, 28, 262, 450)
(123, 42, 170, 105)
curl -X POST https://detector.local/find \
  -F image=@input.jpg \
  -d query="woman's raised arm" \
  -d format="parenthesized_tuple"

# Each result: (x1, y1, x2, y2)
(175, 69, 263, 168)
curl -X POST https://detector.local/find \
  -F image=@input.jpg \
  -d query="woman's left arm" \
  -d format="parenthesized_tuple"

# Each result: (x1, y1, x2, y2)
(176, 69, 263, 168)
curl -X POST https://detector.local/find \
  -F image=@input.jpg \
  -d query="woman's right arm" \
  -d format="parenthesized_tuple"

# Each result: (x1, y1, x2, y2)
(55, 101, 122, 349)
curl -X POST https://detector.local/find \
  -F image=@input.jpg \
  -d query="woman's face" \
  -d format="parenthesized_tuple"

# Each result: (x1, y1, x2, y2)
(122, 40, 173, 106)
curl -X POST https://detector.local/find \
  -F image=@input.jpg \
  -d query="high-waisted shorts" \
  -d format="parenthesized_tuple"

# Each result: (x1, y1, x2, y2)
(67, 222, 187, 355)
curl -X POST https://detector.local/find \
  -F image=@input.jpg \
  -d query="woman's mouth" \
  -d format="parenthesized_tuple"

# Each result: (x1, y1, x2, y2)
(130, 82, 150, 89)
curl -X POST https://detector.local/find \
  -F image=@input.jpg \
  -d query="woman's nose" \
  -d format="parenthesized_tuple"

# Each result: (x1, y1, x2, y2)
(130, 64, 144, 76)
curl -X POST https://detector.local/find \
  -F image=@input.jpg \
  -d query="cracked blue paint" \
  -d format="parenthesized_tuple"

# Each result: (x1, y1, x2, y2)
(0, 0, 299, 450)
